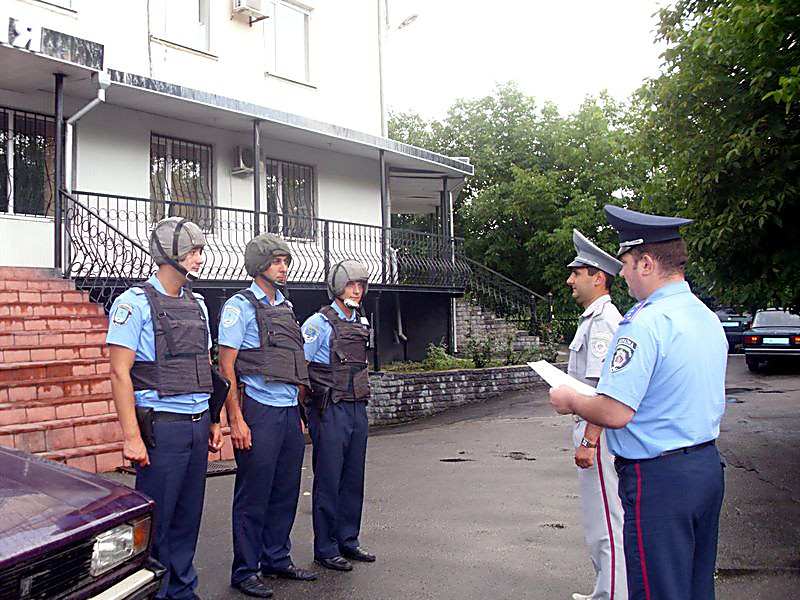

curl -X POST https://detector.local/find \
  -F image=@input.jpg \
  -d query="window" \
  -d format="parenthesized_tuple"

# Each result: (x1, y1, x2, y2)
(264, 1, 311, 83)
(265, 158, 315, 239)
(150, 0, 211, 53)
(1, 108, 56, 218)
(149, 134, 214, 229)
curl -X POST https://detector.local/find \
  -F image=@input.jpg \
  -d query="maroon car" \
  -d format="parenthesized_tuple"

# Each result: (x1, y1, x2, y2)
(0, 445, 164, 600)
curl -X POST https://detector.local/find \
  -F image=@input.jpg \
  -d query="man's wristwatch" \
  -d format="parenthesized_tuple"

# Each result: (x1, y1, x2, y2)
(580, 437, 597, 448)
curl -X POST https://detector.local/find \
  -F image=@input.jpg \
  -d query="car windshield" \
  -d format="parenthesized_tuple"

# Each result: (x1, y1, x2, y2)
(752, 310, 800, 327)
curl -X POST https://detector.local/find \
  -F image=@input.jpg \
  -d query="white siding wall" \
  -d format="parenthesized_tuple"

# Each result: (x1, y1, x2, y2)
(0, 215, 53, 267)
(4, 0, 382, 135)
(74, 103, 382, 223)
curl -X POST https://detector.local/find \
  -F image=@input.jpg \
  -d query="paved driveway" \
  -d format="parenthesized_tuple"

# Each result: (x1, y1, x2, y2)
(111, 355, 800, 599)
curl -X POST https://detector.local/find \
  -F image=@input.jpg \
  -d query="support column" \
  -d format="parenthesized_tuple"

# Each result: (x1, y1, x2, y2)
(439, 176, 449, 236)
(371, 290, 382, 372)
(379, 150, 388, 284)
(53, 73, 65, 274)
(253, 119, 261, 235)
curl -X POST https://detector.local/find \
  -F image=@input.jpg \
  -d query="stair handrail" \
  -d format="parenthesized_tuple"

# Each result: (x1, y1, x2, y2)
(61, 189, 154, 311)
(464, 257, 550, 335)
(62, 189, 150, 253)
(465, 258, 545, 301)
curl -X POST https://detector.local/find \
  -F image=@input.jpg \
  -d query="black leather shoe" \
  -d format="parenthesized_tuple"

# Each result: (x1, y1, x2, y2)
(341, 546, 376, 562)
(232, 575, 273, 598)
(314, 555, 353, 571)
(261, 563, 317, 581)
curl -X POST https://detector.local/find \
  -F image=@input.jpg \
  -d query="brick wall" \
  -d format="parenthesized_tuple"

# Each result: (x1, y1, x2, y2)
(367, 365, 547, 426)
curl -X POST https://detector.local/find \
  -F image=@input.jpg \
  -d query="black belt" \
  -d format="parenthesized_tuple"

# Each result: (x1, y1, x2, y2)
(153, 409, 208, 423)
(616, 440, 715, 465)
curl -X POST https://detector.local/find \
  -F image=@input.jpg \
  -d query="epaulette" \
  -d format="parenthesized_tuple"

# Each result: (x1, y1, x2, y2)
(130, 286, 146, 295)
(192, 291, 205, 300)
(620, 300, 649, 324)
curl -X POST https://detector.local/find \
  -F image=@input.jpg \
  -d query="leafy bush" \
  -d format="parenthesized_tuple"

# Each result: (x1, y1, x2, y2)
(465, 326, 494, 368)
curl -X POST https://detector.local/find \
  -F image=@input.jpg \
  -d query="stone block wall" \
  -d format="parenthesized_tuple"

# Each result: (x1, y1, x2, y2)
(367, 365, 547, 426)
(454, 298, 539, 355)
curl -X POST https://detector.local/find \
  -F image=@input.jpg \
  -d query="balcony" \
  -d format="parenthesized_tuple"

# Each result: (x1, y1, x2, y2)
(62, 190, 470, 305)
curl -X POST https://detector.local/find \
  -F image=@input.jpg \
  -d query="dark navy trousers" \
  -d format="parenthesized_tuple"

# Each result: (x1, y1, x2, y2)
(230, 398, 305, 585)
(307, 399, 369, 559)
(615, 443, 725, 600)
(136, 413, 209, 600)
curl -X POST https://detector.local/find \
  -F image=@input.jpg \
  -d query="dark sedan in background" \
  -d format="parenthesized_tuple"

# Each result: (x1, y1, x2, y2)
(715, 309, 751, 353)
(0, 446, 164, 600)
(743, 309, 800, 371)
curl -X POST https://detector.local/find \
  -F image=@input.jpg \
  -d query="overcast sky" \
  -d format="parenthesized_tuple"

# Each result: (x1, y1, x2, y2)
(383, 0, 669, 119)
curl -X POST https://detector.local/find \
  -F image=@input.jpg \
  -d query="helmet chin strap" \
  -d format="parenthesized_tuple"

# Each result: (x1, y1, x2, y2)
(153, 234, 193, 283)
(257, 272, 290, 299)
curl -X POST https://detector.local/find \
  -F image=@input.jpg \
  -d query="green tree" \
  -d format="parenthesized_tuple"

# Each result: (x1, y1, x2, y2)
(389, 87, 643, 316)
(636, 0, 800, 311)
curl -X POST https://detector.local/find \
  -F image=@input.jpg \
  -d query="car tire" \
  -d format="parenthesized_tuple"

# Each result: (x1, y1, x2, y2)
(746, 356, 760, 372)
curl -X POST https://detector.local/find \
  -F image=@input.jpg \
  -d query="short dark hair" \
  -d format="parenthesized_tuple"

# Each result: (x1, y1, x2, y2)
(586, 266, 615, 291)
(628, 238, 688, 275)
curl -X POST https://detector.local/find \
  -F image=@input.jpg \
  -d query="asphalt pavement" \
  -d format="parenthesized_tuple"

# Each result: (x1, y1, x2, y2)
(112, 355, 800, 599)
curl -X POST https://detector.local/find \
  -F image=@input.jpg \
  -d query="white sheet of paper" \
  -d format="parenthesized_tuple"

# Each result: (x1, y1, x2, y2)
(527, 360, 597, 396)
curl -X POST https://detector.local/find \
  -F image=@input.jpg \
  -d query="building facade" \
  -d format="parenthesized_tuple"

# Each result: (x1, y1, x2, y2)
(0, 0, 474, 365)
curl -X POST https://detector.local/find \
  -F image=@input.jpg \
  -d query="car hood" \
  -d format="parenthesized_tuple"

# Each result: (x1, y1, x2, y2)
(0, 446, 151, 564)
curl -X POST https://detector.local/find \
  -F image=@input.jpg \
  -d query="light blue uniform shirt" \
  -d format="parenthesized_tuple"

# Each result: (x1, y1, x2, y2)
(301, 301, 358, 363)
(106, 274, 211, 414)
(596, 281, 728, 459)
(218, 282, 298, 407)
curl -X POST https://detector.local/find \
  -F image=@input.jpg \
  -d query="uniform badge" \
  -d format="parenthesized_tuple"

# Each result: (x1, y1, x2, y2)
(112, 303, 133, 326)
(221, 306, 241, 328)
(590, 332, 612, 358)
(610, 337, 637, 372)
(303, 324, 319, 343)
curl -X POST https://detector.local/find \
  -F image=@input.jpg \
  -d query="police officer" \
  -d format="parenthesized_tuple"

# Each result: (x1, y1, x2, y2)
(218, 233, 315, 598)
(301, 260, 375, 572)
(550, 205, 727, 600)
(564, 229, 627, 600)
(107, 216, 222, 600)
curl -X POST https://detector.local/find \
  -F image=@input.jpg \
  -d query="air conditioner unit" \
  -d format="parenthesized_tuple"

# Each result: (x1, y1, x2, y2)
(231, 146, 255, 176)
(232, 0, 267, 21)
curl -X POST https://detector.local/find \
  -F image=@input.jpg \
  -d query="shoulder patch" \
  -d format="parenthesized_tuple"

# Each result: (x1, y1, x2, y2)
(620, 300, 649, 324)
(610, 337, 637, 372)
(590, 332, 613, 359)
(112, 303, 134, 326)
(221, 305, 241, 328)
(302, 323, 319, 343)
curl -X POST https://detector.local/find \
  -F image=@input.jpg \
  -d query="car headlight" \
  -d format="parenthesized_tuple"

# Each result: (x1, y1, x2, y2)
(90, 516, 151, 577)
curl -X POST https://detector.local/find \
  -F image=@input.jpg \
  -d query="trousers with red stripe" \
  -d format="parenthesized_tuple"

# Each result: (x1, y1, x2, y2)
(615, 443, 725, 600)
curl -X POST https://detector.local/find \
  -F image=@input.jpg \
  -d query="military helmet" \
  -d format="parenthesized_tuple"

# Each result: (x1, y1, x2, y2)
(150, 217, 206, 266)
(244, 233, 292, 277)
(327, 259, 369, 300)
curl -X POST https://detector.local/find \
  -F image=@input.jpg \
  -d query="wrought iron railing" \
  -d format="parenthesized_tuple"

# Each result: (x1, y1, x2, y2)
(62, 190, 470, 307)
(465, 257, 549, 335)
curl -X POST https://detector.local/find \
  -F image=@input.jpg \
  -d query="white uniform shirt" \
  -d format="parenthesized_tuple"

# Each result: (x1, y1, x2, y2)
(567, 294, 622, 387)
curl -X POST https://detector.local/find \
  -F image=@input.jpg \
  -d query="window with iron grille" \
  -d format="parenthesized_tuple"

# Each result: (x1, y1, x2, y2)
(0, 107, 56, 218)
(265, 158, 315, 239)
(149, 133, 214, 229)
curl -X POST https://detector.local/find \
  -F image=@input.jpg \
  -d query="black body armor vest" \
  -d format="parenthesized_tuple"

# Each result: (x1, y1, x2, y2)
(307, 305, 371, 403)
(130, 282, 213, 396)
(233, 289, 310, 387)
